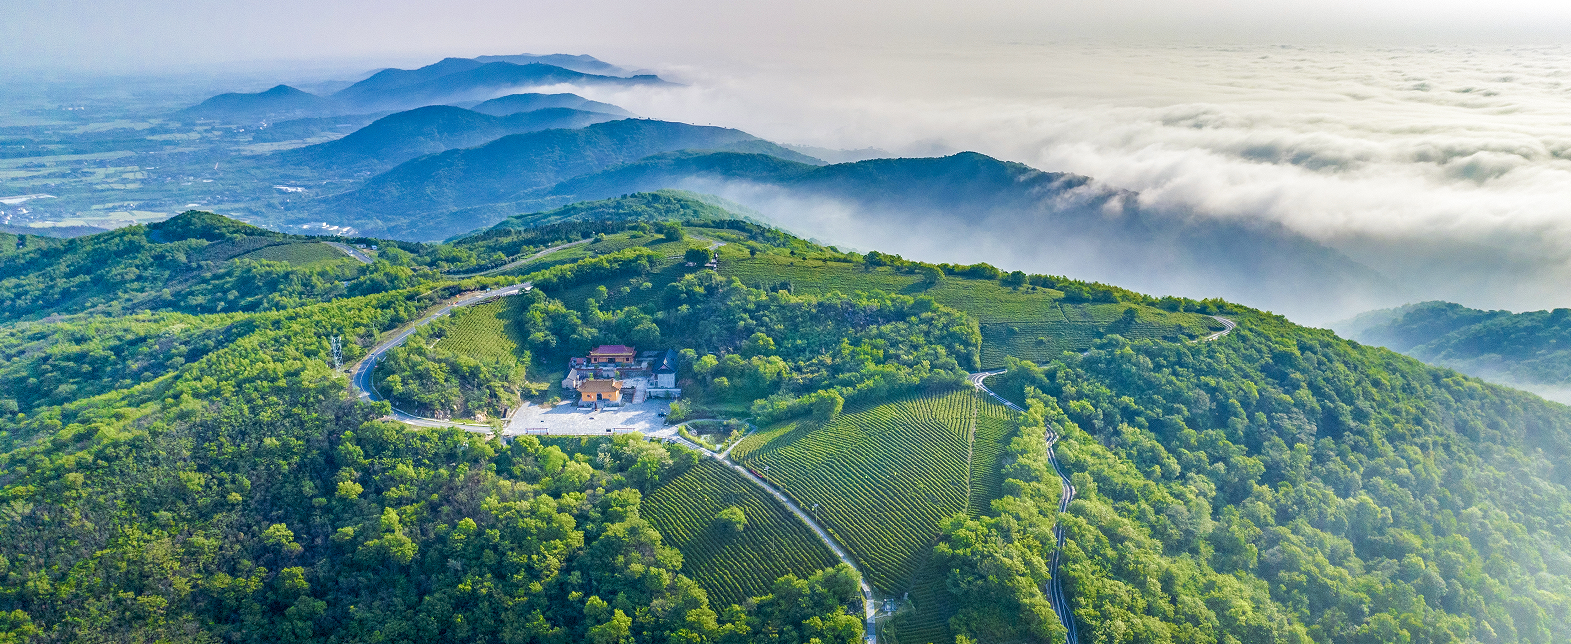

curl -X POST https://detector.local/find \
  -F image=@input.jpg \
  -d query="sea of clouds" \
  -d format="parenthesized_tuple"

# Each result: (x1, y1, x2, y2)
(568, 43, 1571, 323)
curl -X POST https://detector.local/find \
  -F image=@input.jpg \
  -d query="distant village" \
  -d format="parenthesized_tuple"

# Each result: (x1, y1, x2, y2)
(562, 345, 680, 409)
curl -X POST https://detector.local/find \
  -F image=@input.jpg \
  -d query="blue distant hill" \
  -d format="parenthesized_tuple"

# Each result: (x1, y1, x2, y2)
(175, 54, 668, 123)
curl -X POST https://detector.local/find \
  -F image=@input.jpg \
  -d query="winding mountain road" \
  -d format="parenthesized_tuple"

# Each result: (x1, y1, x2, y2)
(324, 241, 373, 264)
(347, 283, 531, 429)
(1203, 315, 1236, 341)
(652, 427, 880, 644)
(446, 238, 592, 277)
(970, 370, 1080, 644)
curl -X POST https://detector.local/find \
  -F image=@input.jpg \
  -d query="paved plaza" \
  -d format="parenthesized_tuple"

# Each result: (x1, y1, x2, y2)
(503, 399, 677, 437)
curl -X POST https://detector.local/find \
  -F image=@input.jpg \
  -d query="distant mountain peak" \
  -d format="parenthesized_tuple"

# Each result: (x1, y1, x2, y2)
(178, 54, 661, 123)
(260, 84, 311, 96)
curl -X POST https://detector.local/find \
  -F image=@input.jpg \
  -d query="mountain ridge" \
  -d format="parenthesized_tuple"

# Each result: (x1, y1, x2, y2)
(175, 55, 669, 123)
(432, 148, 1392, 321)
(277, 105, 623, 173)
(1336, 300, 1571, 401)
(310, 119, 821, 240)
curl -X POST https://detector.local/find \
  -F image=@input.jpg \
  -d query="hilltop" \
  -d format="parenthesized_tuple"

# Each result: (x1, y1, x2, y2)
(468, 92, 634, 117)
(0, 210, 423, 321)
(177, 84, 336, 121)
(454, 148, 1392, 321)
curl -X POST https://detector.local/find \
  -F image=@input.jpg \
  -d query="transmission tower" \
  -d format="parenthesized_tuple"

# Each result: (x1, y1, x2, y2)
(331, 335, 343, 370)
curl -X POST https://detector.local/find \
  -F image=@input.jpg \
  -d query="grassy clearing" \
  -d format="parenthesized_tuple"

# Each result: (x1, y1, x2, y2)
(642, 458, 839, 607)
(734, 389, 981, 594)
(234, 242, 355, 268)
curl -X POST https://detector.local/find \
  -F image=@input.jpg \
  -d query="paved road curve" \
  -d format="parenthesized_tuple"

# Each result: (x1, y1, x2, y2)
(970, 370, 1080, 644)
(651, 427, 881, 644)
(446, 238, 592, 278)
(1203, 315, 1237, 341)
(324, 241, 373, 264)
(347, 283, 531, 429)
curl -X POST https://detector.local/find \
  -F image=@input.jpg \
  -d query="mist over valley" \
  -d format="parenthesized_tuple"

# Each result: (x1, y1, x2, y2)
(9, 11, 1571, 641)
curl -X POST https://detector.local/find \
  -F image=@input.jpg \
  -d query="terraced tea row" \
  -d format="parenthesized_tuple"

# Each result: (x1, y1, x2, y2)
(968, 396, 1016, 513)
(734, 390, 979, 593)
(886, 554, 959, 644)
(439, 298, 526, 364)
(641, 458, 839, 607)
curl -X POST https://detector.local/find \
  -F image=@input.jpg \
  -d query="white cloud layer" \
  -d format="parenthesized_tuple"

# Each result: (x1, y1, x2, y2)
(572, 44, 1571, 319)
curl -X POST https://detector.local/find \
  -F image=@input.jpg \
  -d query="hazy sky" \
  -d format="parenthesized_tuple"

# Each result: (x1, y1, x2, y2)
(11, 0, 1571, 319)
(564, 42, 1571, 321)
(8, 0, 1571, 73)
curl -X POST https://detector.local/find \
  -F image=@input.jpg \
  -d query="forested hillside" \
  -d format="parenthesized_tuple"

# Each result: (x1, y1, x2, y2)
(1339, 300, 1571, 401)
(0, 212, 431, 321)
(5, 205, 1571, 644)
(984, 311, 1571, 644)
(0, 221, 866, 642)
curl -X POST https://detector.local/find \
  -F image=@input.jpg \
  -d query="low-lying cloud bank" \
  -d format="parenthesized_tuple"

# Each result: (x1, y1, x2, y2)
(573, 44, 1571, 324)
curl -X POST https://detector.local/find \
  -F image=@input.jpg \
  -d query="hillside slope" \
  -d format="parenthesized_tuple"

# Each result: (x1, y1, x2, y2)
(469, 92, 633, 117)
(1338, 300, 1571, 401)
(278, 105, 621, 172)
(512, 150, 1393, 323)
(314, 120, 821, 240)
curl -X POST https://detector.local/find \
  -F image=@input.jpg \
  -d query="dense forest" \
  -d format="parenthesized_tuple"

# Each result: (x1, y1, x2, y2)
(0, 236, 866, 643)
(986, 311, 1571, 643)
(5, 207, 1571, 643)
(1340, 300, 1571, 397)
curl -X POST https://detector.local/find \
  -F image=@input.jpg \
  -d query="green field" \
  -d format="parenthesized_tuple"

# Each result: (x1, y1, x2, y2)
(731, 389, 1012, 595)
(234, 241, 356, 268)
(969, 396, 1015, 512)
(438, 298, 529, 364)
(883, 393, 1015, 644)
(642, 458, 839, 607)
(888, 554, 961, 644)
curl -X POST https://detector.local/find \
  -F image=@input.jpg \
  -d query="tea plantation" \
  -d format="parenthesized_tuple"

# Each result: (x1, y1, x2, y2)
(641, 458, 840, 606)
